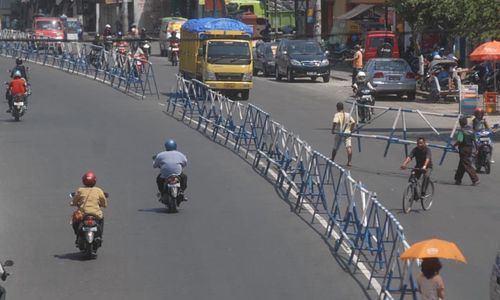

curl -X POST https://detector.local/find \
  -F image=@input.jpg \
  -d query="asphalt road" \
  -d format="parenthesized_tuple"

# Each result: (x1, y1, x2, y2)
(0, 55, 373, 299)
(243, 65, 500, 299)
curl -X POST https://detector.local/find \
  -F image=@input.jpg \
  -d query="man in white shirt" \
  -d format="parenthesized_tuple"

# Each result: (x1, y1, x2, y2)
(331, 102, 355, 167)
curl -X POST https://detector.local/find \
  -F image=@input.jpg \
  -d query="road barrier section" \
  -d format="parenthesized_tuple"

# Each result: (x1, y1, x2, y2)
(168, 75, 420, 299)
(340, 100, 461, 165)
(0, 29, 159, 99)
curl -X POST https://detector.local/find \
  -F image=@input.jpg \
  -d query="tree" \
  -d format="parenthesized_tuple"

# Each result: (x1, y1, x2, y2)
(391, 0, 500, 51)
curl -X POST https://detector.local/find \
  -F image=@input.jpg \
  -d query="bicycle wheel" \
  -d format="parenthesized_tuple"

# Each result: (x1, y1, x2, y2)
(402, 183, 415, 213)
(420, 180, 435, 210)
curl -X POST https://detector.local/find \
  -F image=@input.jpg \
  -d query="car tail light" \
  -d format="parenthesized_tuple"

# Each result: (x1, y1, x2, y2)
(84, 217, 96, 226)
(406, 72, 415, 79)
(373, 72, 384, 78)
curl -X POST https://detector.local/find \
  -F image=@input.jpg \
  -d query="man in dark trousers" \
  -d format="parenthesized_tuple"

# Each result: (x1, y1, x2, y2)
(454, 117, 479, 185)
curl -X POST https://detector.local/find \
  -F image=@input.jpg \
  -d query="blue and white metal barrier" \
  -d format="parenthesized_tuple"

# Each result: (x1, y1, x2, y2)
(340, 100, 461, 165)
(0, 30, 159, 99)
(166, 75, 418, 299)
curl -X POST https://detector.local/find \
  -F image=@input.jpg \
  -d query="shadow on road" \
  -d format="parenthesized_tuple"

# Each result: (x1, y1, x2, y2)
(137, 207, 170, 214)
(53, 252, 89, 261)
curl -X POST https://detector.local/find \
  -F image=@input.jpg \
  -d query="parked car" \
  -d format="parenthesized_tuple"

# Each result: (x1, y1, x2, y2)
(253, 42, 277, 76)
(364, 58, 416, 100)
(492, 248, 500, 300)
(275, 39, 330, 83)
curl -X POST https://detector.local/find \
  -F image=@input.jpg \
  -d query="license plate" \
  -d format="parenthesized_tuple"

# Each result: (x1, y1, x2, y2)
(480, 137, 490, 142)
(388, 76, 400, 80)
(14, 102, 24, 106)
(224, 83, 236, 88)
(307, 72, 317, 75)
(82, 227, 98, 232)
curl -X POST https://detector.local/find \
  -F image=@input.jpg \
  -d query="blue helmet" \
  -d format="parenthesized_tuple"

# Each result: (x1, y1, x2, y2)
(164, 139, 177, 151)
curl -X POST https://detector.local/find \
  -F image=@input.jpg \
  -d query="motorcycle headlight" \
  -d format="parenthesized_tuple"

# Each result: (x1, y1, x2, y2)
(290, 59, 301, 66)
(206, 71, 216, 81)
(242, 72, 252, 81)
(320, 59, 329, 66)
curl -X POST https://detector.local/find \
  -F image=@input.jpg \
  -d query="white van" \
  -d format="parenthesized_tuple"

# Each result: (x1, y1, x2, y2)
(159, 17, 187, 57)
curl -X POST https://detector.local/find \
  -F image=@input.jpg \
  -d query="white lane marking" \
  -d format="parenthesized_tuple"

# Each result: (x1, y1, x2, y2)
(166, 106, 382, 295)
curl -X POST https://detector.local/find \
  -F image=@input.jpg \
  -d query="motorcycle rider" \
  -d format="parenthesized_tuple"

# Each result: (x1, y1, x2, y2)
(472, 107, 490, 131)
(153, 139, 188, 203)
(103, 24, 112, 37)
(70, 171, 107, 242)
(472, 107, 495, 163)
(353, 71, 376, 112)
(11, 58, 28, 81)
(167, 31, 180, 61)
(6, 70, 27, 113)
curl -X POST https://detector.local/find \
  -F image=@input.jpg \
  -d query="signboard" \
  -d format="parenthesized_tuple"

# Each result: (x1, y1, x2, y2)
(460, 84, 479, 115)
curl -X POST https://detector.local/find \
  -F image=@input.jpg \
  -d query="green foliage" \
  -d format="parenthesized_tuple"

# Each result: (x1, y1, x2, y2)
(391, 0, 500, 41)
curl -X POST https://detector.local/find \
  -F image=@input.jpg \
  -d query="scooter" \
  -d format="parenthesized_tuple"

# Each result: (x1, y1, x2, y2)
(474, 124, 499, 174)
(0, 259, 14, 299)
(69, 192, 109, 259)
(159, 175, 183, 213)
(355, 87, 374, 123)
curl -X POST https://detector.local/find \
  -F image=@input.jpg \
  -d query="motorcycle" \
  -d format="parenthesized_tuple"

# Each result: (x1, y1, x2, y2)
(355, 87, 374, 123)
(474, 124, 498, 174)
(69, 192, 108, 259)
(4, 82, 30, 121)
(0, 259, 14, 299)
(169, 41, 179, 66)
(159, 175, 183, 213)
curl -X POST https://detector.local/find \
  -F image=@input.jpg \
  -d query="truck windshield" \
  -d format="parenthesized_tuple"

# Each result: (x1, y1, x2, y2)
(35, 21, 62, 30)
(207, 41, 251, 65)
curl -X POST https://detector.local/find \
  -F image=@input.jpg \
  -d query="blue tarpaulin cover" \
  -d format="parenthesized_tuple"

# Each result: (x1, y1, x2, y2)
(182, 18, 253, 36)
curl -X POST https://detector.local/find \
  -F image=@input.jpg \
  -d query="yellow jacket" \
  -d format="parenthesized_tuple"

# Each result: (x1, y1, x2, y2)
(70, 187, 107, 219)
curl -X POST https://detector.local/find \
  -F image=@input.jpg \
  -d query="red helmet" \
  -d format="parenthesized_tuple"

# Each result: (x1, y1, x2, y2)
(82, 171, 97, 187)
(474, 107, 484, 118)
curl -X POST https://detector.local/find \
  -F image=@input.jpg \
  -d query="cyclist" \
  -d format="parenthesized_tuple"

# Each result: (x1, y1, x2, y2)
(401, 137, 433, 195)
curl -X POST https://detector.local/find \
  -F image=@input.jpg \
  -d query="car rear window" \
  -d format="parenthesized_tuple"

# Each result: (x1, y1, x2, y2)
(372, 60, 408, 72)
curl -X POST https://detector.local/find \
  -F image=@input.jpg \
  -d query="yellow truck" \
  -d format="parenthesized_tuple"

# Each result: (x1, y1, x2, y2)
(179, 18, 254, 100)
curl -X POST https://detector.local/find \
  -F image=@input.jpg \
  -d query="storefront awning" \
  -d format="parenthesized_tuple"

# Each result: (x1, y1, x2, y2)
(336, 4, 374, 20)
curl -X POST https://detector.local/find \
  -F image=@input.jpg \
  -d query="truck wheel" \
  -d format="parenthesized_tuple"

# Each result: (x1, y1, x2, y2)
(240, 90, 249, 100)
(323, 75, 330, 83)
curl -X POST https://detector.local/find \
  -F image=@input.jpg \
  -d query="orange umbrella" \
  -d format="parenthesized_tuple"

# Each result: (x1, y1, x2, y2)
(400, 238, 467, 263)
(469, 40, 500, 61)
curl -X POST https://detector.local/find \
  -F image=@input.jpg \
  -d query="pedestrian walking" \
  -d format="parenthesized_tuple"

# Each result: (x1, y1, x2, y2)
(453, 117, 479, 185)
(331, 102, 355, 167)
(345, 44, 363, 85)
(417, 258, 446, 300)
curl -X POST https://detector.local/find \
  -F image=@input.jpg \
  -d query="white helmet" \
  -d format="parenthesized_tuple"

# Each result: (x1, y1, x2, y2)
(13, 70, 22, 78)
(356, 71, 366, 82)
(105, 24, 111, 28)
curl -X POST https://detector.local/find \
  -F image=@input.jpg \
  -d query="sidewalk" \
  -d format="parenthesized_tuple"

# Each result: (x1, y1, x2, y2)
(330, 66, 500, 125)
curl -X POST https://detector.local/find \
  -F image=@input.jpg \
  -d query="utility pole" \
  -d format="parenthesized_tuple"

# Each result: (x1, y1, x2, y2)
(274, 0, 278, 39)
(121, 0, 128, 33)
(313, 0, 321, 42)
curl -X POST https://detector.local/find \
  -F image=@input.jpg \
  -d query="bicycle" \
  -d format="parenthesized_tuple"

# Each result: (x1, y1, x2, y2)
(402, 168, 435, 213)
